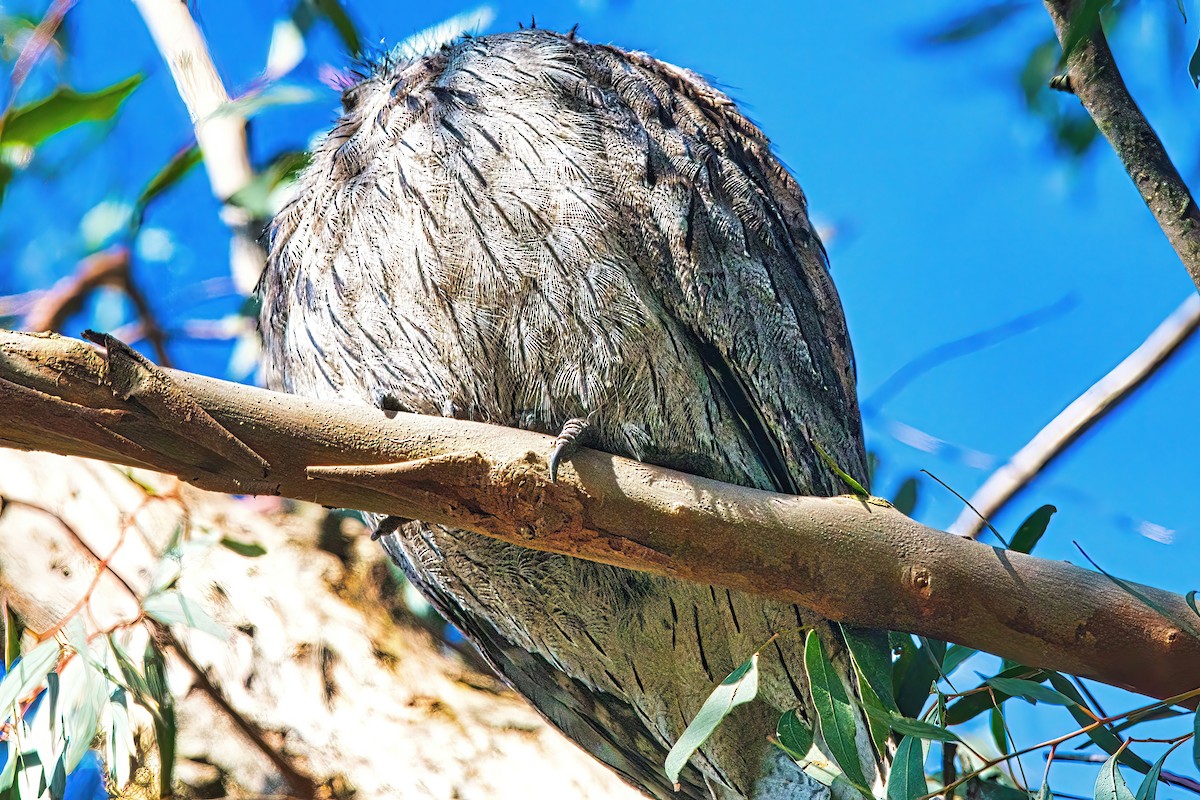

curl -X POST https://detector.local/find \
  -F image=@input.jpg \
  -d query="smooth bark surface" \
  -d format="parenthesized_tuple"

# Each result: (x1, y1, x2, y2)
(1, 329, 1198, 704)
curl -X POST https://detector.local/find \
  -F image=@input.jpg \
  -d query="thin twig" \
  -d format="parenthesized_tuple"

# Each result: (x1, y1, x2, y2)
(157, 624, 318, 798)
(0, 0, 76, 138)
(951, 294, 1200, 538)
(128, 0, 263, 295)
(24, 246, 173, 367)
(1041, 1, 1200, 291)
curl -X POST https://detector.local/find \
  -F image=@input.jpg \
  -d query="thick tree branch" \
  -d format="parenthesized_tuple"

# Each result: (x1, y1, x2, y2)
(952, 293, 1200, 538)
(0, 329, 1198, 705)
(1042, 1, 1200, 291)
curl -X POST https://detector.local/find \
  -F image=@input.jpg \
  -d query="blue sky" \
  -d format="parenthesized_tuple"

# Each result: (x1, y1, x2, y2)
(3, 0, 1199, 795)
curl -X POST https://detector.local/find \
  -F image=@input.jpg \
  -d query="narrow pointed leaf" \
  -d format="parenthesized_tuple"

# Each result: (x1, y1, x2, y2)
(1134, 743, 1182, 800)
(776, 710, 814, 759)
(887, 736, 928, 800)
(665, 654, 759, 785)
(0, 639, 60, 722)
(891, 476, 919, 516)
(219, 537, 267, 558)
(2, 75, 143, 147)
(1192, 708, 1199, 772)
(134, 145, 201, 214)
(842, 625, 898, 713)
(804, 631, 870, 790)
(142, 591, 228, 640)
(864, 706, 960, 742)
(985, 677, 1074, 706)
(1046, 673, 1151, 773)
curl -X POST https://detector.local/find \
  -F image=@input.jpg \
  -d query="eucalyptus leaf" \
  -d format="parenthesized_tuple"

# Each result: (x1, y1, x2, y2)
(864, 705, 959, 742)
(219, 537, 267, 558)
(804, 631, 871, 791)
(664, 654, 759, 785)
(1133, 743, 1180, 800)
(776, 709, 813, 759)
(1046, 673, 1151, 774)
(887, 736, 928, 800)
(1189, 38, 1200, 88)
(64, 658, 107, 771)
(1192, 707, 1199, 772)
(142, 591, 228, 640)
(134, 144, 201, 216)
(842, 626, 898, 713)
(985, 677, 1075, 706)
(1, 74, 143, 147)
(1010, 505, 1055, 554)
(1095, 751, 1136, 800)
(891, 476, 919, 516)
(0, 639, 60, 723)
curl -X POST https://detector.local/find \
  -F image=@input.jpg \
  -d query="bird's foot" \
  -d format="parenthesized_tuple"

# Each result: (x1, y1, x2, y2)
(548, 410, 597, 483)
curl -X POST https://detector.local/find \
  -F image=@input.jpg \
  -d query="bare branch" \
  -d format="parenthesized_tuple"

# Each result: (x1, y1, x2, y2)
(952, 293, 1200, 538)
(24, 246, 173, 366)
(129, 0, 264, 294)
(1041, 1, 1200, 291)
(1, 329, 1198, 705)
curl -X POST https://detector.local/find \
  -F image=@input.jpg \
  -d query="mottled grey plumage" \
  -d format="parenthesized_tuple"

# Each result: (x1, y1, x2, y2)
(260, 29, 874, 799)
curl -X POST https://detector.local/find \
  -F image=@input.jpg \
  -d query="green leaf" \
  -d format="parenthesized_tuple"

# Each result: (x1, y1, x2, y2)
(312, 0, 361, 55)
(64, 659, 107, 772)
(1010, 505, 1055, 554)
(887, 736, 928, 800)
(0, 639, 59, 722)
(142, 591, 228, 640)
(776, 709, 814, 759)
(890, 476, 919, 516)
(864, 705, 959, 742)
(945, 665, 1047, 724)
(895, 636, 943, 718)
(1177, 0, 1189, 22)
(227, 149, 311, 218)
(1095, 751, 1136, 800)
(985, 677, 1075, 706)
(219, 537, 267, 558)
(919, 2, 1025, 46)
(143, 640, 177, 797)
(804, 631, 870, 791)
(1189, 38, 1200, 88)
(990, 705, 1008, 755)
(812, 441, 869, 497)
(107, 636, 151, 708)
(941, 645, 976, 677)
(1020, 38, 1061, 112)
(134, 144, 201, 215)
(1134, 743, 1181, 800)
(1045, 673, 1152, 773)
(1192, 708, 1199, 773)
(49, 752, 66, 800)
(664, 654, 759, 785)
(4, 605, 22, 670)
(974, 779, 1035, 800)
(842, 626, 898, 714)
(1061, 0, 1113, 65)
(1186, 590, 1199, 617)
(1, 74, 143, 148)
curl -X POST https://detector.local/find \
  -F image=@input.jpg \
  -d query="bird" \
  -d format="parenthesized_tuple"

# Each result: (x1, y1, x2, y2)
(259, 28, 875, 800)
